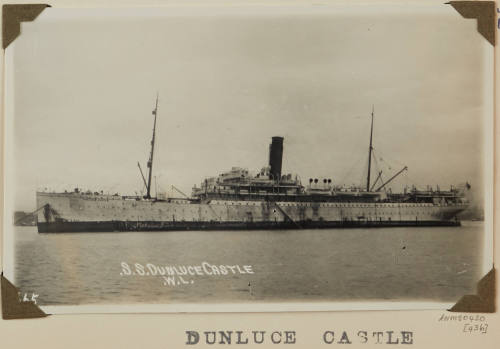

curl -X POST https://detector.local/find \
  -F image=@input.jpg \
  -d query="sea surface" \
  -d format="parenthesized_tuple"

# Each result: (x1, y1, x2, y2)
(14, 222, 484, 306)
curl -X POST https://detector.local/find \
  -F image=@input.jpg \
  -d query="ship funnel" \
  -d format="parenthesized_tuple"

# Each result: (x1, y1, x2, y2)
(268, 136, 284, 181)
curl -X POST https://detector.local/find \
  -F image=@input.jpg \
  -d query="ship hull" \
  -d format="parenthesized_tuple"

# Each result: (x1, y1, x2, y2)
(36, 192, 467, 233)
(37, 219, 461, 233)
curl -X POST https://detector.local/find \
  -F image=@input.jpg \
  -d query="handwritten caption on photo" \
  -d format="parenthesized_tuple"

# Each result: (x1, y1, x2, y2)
(438, 313, 489, 334)
(120, 262, 254, 286)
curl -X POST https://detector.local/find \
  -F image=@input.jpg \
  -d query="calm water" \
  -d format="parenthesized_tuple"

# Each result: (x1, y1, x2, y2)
(14, 222, 483, 306)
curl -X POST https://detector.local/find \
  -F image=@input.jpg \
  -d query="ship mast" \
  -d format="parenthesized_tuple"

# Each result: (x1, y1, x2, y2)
(366, 105, 374, 192)
(146, 94, 159, 199)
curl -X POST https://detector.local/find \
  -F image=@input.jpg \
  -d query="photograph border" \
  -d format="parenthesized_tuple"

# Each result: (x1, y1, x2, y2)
(0, 0, 496, 318)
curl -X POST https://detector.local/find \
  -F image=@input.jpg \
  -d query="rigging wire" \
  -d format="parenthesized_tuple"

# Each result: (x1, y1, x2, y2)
(371, 149, 381, 178)
(338, 151, 367, 187)
(358, 157, 369, 189)
(377, 152, 407, 170)
(371, 148, 417, 192)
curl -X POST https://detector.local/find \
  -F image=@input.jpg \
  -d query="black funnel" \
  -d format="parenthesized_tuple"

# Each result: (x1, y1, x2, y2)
(268, 136, 284, 181)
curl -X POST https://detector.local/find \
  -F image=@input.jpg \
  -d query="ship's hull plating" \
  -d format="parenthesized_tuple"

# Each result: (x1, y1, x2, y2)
(37, 219, 461, 233)
(36, 192, 466, 233)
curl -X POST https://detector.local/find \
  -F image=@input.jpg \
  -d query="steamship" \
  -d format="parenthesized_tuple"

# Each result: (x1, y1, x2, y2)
(36, 98, 469, 233)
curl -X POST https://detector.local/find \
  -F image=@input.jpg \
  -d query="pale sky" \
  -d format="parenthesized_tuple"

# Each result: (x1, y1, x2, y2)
(7, 5, 491, 210)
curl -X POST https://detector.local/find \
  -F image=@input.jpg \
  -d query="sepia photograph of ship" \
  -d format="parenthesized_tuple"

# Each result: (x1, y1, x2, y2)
(3, 4, 493, 312)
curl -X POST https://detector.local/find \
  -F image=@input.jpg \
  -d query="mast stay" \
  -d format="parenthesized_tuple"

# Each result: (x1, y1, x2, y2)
(137, 162, 148, 191)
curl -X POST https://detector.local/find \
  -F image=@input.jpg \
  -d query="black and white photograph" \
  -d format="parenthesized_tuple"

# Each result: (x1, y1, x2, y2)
(2, 2, 494, 314)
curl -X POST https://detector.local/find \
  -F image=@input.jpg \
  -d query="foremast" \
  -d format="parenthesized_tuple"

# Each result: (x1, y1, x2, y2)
(146, 94, 159, 199)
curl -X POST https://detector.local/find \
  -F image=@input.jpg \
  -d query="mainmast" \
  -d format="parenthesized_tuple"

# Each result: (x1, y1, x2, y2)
(146, 94, 159, 199)
(366, 105, 374, 192)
